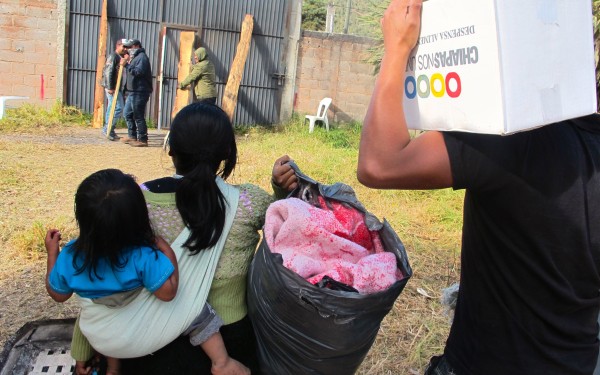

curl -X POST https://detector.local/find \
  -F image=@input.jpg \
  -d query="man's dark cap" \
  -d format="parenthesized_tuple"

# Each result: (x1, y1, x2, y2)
(123, 39, 141, 48)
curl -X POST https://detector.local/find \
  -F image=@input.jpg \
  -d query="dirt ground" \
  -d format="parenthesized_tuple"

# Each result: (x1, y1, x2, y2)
(0, 127, 454, 374)
(0, 127, 175, 351)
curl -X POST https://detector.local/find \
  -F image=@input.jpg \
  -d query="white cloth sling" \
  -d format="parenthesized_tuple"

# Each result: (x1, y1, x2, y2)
(77, 177, 240, 358)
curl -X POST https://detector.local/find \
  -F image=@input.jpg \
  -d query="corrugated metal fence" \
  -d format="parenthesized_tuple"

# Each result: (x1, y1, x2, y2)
(66, 0, 291, 127)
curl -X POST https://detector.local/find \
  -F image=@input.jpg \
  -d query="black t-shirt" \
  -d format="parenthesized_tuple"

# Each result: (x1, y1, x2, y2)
(442, 114, 600, 375)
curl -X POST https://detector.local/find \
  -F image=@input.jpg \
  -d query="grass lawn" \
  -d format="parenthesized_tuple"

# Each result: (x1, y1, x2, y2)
(0, 105, 463, 374)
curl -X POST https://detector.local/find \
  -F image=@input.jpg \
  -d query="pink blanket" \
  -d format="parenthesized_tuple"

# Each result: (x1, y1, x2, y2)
(264, 197, 402, 294)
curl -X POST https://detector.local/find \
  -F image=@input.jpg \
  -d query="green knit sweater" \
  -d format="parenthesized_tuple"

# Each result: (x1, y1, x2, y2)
(143, 183, 274, 324)
(71, 181, 287, 361)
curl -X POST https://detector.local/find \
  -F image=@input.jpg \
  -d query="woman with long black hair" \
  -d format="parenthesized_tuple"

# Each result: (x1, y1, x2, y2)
(70, 103, 290, 374)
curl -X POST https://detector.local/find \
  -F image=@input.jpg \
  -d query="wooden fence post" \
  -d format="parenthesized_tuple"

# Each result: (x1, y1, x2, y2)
(92, 0, 108, 128)
(222, 14, 254, 122)
(171, 31, 195, 120)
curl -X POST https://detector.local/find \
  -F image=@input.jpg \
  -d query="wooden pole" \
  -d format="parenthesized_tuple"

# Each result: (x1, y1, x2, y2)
(343, 0, 352, 34)
(171, 31, 195, 120)
(326, 2, 335, 33)
(221, 14, 254, 122)
(105, 65, 123, 138)
(92, 0, 108, 128)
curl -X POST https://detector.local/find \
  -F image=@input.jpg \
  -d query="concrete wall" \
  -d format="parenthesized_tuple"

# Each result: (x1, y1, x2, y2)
(279, 0, 302, 123)
(294, 30, 377, 123)
(0, 0, 65, 107)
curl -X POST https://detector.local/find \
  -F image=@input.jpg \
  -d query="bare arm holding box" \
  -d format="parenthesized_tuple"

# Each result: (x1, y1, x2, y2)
(357, 0, 452, 190)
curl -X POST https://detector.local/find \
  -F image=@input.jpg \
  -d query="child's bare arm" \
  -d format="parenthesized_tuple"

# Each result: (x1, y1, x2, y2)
(152, 236, 179, 301)
(45, 229, 72, 302)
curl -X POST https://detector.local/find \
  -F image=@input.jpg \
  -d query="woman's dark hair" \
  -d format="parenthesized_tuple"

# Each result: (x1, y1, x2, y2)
(168, 102, 237, 254)
(72, 169, 155, 279)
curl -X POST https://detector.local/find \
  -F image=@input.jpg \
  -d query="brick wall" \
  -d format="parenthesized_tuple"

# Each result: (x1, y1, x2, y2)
(294, 30, 377, 123)
(0, 6, 376, 121)
(0, 0, 60, 107)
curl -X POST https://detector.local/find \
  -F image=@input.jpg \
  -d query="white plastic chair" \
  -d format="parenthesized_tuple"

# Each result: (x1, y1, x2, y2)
(0, 96, 29, 120)
(305, 97, 332, 133)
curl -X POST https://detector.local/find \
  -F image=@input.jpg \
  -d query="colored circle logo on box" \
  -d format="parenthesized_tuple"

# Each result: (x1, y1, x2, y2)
(405, 72, 462, 99)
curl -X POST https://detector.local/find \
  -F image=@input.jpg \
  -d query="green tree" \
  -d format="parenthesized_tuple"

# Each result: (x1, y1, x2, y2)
(355, 0, 387, 72)
(302, 0, 327, 31)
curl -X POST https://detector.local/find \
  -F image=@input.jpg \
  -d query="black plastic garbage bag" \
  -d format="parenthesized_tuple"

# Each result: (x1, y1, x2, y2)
(247, 163, 412, 375)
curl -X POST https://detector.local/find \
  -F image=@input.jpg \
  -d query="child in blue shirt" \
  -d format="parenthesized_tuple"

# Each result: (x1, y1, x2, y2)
(45, 168, 249, 375)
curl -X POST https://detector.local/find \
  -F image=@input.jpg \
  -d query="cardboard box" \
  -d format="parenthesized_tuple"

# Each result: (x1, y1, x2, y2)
(403, 0, 597, 134)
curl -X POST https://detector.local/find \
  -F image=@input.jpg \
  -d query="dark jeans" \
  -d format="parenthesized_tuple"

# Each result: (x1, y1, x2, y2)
(123, 92, 150, 141)
(425, 355, 458, 375)
(120, 315, 260, 375)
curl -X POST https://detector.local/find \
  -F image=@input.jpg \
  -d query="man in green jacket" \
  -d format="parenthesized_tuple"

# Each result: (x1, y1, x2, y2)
(178, 47, 218, 105)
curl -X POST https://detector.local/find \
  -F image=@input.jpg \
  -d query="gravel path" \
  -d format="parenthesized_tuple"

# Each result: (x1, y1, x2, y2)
(0, 128, 169, 146)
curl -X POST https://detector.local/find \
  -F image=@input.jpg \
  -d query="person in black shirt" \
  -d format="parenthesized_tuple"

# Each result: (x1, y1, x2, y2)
(355, 0, 600, 374)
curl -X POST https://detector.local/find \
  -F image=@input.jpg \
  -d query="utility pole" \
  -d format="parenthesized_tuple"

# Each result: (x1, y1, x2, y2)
(326, 2, 335, 33)
(343, 0, 351, 34)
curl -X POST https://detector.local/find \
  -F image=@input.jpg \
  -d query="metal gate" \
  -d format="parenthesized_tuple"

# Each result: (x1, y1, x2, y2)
(66, 0, 292, 127)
